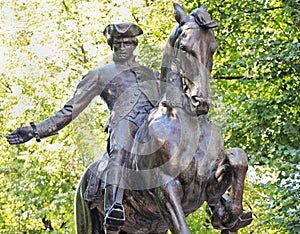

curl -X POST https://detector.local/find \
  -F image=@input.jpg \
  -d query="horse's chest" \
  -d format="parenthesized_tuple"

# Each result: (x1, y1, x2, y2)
(179, 160, 208, 212)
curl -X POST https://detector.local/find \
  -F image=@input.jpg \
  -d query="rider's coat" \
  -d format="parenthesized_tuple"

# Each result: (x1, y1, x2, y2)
(35, 57, 160, 139)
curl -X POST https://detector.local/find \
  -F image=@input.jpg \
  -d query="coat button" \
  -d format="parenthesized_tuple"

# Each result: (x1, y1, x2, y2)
(130, 100, 134, 104)
(134, 92, 139, 96)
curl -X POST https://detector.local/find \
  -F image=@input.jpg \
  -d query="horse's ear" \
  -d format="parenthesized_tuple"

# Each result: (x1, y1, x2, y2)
(174, 3, 189, 24)
(200, 4, 208, 11)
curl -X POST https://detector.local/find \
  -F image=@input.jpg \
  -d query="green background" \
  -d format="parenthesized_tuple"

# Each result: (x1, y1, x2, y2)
(0, 0, 299, 233)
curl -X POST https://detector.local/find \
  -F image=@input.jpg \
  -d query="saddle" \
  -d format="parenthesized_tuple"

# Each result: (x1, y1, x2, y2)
(84, 154, 109, 202)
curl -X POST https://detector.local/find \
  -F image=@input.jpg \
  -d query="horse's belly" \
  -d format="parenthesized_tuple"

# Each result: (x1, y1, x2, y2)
(122, 218, 168, 233)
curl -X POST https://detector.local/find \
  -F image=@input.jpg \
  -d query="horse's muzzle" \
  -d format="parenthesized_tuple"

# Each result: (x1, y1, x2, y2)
(195, 101, 210, 115)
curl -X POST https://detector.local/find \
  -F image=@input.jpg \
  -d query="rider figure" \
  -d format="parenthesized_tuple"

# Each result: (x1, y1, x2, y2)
(6, 23, 160, 229)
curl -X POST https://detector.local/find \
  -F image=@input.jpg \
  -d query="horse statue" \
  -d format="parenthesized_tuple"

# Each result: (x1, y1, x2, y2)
(75, 4, 252, 233)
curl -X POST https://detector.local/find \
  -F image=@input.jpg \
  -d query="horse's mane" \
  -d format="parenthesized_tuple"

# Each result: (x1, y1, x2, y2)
(160, 25, 180, 83)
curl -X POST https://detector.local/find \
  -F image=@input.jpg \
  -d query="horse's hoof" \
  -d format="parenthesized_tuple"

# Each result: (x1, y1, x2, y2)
(226, 211, 253, 232)
(211, 207, 240, 230)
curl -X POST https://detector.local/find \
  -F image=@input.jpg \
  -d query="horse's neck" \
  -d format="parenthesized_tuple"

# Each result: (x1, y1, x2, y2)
(159, 67, 185, 108)
(159, 33, 183, 108)
(160, 25, 202, 113)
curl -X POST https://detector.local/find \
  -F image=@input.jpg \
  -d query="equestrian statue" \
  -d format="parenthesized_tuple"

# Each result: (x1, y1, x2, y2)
(7, 3, 253, 234)
(75, 4, 253, 234)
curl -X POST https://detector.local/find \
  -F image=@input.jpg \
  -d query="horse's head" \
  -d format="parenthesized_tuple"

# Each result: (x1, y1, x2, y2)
(165, 4, 218, 115)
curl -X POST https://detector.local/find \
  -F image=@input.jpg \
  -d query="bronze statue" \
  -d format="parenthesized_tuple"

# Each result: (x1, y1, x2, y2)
(7, 3, 253, 234)
(75, 4, 253, 234)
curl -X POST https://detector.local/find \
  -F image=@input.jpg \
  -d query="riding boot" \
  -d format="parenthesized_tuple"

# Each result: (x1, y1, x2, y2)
(104, 185, 125, 227)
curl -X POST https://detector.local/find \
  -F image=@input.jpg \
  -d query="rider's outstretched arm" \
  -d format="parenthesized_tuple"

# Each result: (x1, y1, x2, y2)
(6, 69, 100, 145)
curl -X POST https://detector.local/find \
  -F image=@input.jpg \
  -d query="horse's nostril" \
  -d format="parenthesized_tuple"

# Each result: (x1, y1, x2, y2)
(190, 96, 211, 115)
(191, 96, 206, 105)
(191, 96, 200, 106)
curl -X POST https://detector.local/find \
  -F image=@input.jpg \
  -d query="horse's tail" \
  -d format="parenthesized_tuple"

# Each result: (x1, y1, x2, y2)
(74, 167, 93, 234)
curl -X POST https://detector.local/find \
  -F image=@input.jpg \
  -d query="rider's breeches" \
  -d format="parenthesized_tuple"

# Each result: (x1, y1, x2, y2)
(105, 119, 138, 188)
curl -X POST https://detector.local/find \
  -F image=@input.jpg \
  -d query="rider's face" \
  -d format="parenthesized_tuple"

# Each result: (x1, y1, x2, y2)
(112, 37, 136, 62)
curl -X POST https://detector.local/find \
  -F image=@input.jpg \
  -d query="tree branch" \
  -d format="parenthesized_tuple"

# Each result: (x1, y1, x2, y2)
(0, 79, 12, 93)
(213, 76, 252, 80)
(216, 4, 283, 15)
(132, 12, 140, 24)
(62, 0, 69, 12)
(244, 6, 283, 14)
(80, 44, 88, 63)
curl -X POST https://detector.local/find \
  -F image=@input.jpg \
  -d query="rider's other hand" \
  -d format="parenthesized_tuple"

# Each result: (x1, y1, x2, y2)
(6, 126, 34, 145)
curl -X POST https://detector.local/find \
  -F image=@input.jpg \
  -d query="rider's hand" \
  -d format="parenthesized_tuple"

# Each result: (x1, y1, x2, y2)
(6, 126, 34, 145)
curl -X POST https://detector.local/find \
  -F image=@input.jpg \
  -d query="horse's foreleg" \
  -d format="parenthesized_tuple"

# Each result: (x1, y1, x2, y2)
(226, 148, 248, 218)
(207, 148, 252, 231)
(155, 180, 191, 234)
(206, 154, 232, 209)
(223, 148, 253, 232)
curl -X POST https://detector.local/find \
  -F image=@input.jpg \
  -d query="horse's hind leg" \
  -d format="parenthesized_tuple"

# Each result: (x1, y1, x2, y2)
(155, 180, 191, 234)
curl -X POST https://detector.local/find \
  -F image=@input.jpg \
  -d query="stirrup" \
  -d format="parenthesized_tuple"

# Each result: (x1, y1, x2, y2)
(104, 203, 125, 227)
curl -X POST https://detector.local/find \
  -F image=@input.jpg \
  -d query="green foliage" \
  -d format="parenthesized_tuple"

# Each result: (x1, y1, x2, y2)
(0, 0, 108, 232)
(187, 205, 218, 234)
(0, 0, 299, 233)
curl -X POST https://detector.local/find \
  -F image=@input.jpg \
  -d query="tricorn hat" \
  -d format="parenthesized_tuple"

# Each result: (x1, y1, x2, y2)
(103, 23, 143, 46)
